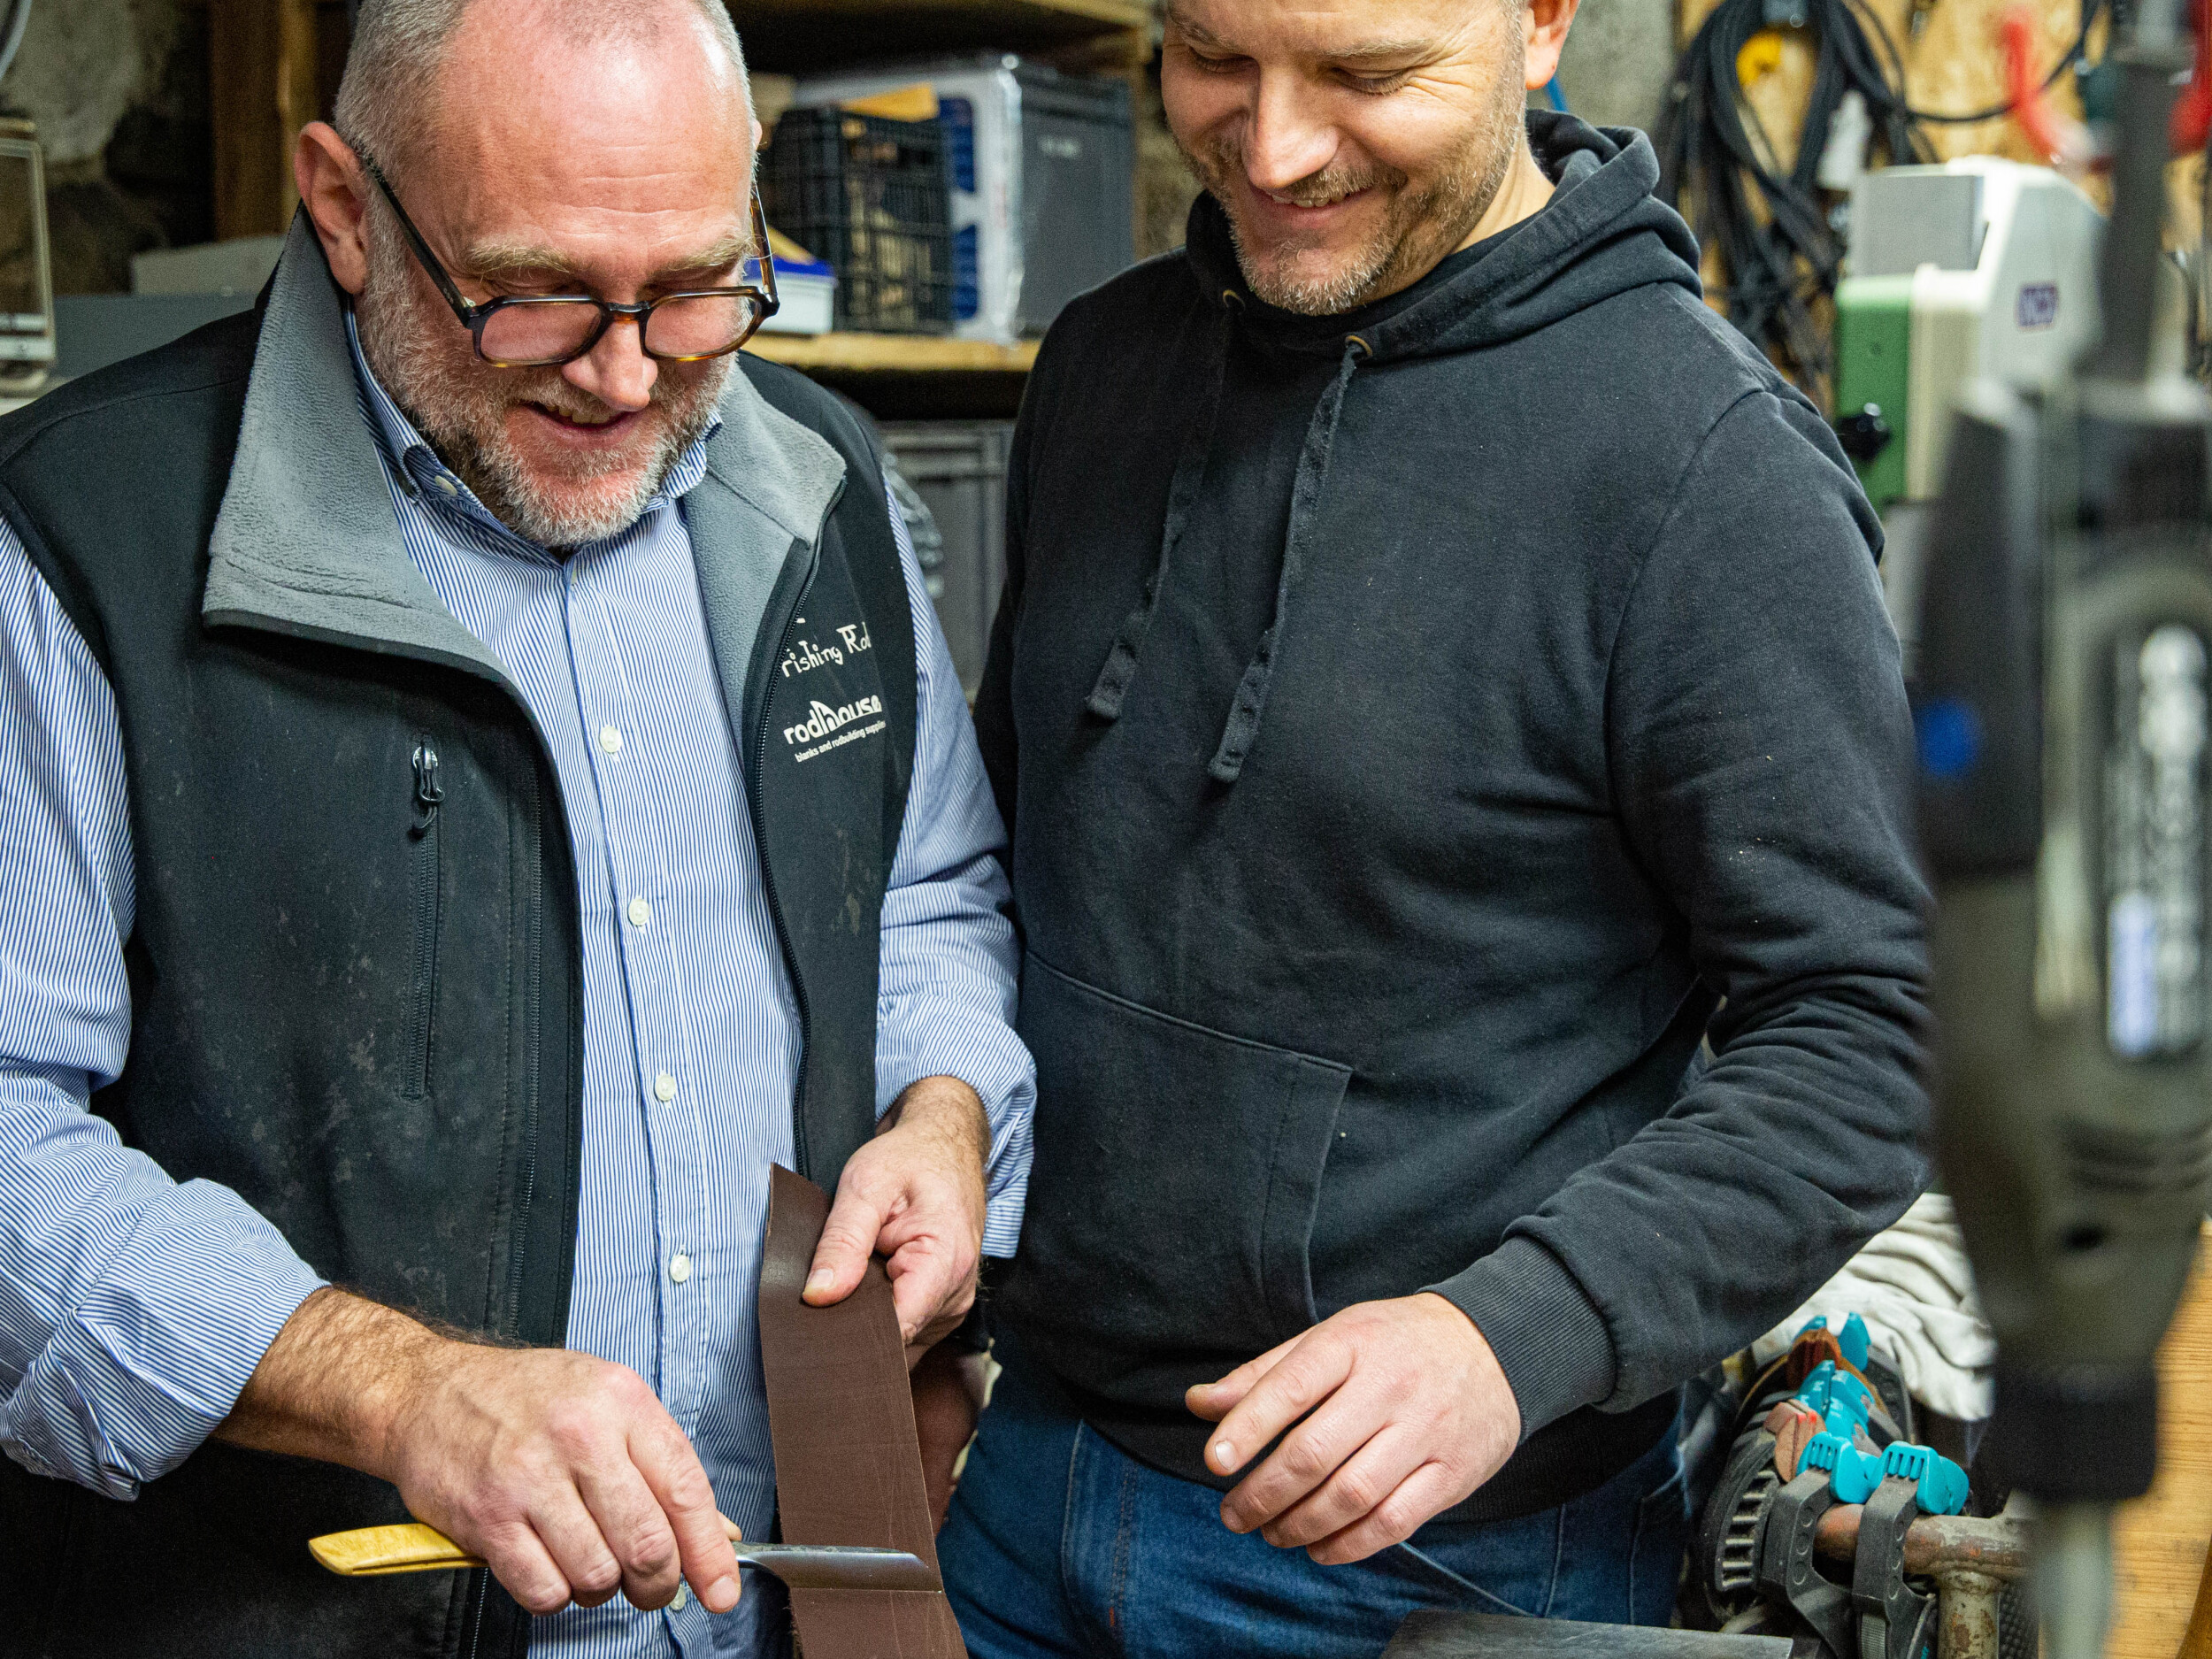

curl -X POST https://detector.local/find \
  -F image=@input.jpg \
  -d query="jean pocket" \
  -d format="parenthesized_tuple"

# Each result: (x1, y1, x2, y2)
(1001, 954, 1353, 1385)
(1628, 1456, 1691, 1626)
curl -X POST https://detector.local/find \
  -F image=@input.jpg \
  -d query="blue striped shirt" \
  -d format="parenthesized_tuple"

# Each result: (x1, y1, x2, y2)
(0, 320, 1033, 1659)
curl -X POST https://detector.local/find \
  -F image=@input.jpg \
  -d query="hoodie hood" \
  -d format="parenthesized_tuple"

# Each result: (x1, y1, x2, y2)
(1183, 111, 1703, 363)
(1084, 111, 1706, 784)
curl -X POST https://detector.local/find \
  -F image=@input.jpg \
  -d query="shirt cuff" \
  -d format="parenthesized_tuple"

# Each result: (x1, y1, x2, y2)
(3, 1183, 327, 1499)
(1425, 1236, 1617, 1443)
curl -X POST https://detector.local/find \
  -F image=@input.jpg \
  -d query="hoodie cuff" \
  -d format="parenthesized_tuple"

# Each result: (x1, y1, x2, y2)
(1425, 1236, 1617, 1443)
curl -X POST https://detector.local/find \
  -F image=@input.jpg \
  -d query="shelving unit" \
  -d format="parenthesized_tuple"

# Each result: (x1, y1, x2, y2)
(748, 332, 1040, 419)
(730, 0, 1148, 412)
(747, 333, 1037, 373)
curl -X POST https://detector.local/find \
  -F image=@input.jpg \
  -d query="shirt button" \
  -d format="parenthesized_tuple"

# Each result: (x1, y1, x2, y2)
(598, 724, 623, 755)
(628, 895, 652, 928)
(655, 1071, 677, 1102)
(669, 1252, 692, 1284)
(434, 475, 458, 496)
(672, 1584, 688, 1611)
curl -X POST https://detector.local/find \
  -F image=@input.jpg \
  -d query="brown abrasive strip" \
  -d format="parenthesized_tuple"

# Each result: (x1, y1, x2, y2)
(758, 1164, 969, 1658)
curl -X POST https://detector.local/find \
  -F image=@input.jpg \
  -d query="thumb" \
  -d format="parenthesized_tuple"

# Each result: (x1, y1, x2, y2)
(805, 1179, 890, 1305)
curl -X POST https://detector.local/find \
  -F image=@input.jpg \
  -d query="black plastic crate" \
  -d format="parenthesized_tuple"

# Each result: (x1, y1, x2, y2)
(761, 108, 954, 335)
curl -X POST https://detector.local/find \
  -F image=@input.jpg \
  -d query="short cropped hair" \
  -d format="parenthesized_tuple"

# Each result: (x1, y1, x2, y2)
(334, 0, 752, 173)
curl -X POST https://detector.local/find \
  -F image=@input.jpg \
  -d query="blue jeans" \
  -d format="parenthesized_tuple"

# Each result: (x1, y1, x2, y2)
(940, 1342, 1690, 1659)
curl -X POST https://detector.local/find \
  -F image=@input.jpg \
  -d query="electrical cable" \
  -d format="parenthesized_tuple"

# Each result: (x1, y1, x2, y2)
(1655, 0, 2108, 397)
(0, 0, 32, 93)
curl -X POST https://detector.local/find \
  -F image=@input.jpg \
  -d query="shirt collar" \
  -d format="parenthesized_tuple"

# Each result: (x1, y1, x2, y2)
(342, 306, 719, 555)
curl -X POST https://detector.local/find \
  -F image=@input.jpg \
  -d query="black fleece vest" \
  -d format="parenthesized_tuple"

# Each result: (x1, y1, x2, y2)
(0, 312, 914, 1659)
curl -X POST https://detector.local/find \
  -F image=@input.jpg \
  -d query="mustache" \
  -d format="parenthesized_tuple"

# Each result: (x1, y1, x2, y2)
(496, 371, 634, 426)
(1192, 135, 1403, 208)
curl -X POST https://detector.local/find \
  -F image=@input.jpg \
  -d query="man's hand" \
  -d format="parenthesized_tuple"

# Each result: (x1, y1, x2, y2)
(1186, 1293, 1522, 1565)
(803, 1076, 988, 1357)
(216, 1288, 741, 1617)
(910, 1341, 992, 1529)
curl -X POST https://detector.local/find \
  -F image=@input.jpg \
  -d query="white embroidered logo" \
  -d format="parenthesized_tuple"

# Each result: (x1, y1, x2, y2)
(783, 695, 887, 763)
(779, 620, 874, 679)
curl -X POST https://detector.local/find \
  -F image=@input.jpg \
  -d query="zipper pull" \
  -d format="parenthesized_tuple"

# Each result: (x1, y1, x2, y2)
(411, 741, 443, 837)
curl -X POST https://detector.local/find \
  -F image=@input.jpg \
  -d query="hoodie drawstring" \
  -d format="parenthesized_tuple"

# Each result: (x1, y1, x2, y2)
(1083, 307, 1371, 787)
(1206, 332, 1369, 784)
(1085, 298, 1238, 722)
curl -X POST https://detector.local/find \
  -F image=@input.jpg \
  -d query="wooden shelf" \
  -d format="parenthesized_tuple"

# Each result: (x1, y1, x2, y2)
(745, 332, 1037, 419)
(724, 0, 1151, 72)
(746, 332, 1040, 373)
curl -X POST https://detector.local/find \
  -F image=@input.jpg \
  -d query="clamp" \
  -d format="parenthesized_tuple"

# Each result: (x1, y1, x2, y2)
(1755, 1470, 1856, 1656)
(1850, 1475, 1939, 1659)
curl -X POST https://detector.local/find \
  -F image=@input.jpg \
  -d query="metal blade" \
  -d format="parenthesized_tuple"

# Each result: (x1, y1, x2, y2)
(733, 1543, 941, 1594)
(1383, 1613, 1808, 1658)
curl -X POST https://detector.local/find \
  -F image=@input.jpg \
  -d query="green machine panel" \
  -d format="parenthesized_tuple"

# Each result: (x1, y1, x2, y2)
(1834, 273, 1913, 509)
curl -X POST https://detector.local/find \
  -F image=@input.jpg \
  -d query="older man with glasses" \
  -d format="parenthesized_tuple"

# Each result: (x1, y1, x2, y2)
(0, 3, 1031, 1657)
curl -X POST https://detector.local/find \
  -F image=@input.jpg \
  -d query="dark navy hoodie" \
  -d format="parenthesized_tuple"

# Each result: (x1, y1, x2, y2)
(976, 113, 1930, 1521)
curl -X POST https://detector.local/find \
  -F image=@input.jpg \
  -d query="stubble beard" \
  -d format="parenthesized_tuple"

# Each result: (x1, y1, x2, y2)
(1180, 56, 1531, 317)
(354, 213, 733, 549)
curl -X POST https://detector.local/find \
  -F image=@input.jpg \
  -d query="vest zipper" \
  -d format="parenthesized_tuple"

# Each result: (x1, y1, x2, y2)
(405, 741, 443, 1101)
(504, 762, 544, 1335)
(749, 538, 824, 1174)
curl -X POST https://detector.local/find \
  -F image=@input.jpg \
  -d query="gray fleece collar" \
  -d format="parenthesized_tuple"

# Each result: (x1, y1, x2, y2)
(203, 211, 846, 677)
(204, 213, 512, 680)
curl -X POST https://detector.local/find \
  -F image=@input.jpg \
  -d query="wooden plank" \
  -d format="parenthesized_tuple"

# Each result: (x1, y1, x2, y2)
(2109, 1225, 2212, 1659)
(210, 0, 323, 240)
(744, 331, 1039, 372)
(725, 0, 1149, 73)
(733, 0, 1147, 30)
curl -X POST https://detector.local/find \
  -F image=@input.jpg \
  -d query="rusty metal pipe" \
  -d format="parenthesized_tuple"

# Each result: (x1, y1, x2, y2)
(1812, 1506, 2031, 1580)
(1932, 1567, 2006, 1659)
(1806, 1506, 2026, 1659)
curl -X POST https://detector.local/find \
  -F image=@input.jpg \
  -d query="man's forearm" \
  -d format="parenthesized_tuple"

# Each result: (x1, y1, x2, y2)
(213, 1286, 442, 1479)
(215, 1282, 742, 1615)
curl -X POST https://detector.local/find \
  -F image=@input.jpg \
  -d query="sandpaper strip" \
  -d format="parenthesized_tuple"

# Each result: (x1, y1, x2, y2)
(758, 1165, 968, 1658)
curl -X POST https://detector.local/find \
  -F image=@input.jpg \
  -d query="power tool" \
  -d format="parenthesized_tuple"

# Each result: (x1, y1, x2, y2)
(1914, 0, 2212, 1650)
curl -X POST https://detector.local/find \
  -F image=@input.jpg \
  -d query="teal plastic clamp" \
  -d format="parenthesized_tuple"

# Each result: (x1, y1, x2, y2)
(1801, 1432, 1968, 1515)
(1793, 1361, 1874, 1429)
(1881, 1441, 1969, 1517)
(1800, 1432, 1885, 1503)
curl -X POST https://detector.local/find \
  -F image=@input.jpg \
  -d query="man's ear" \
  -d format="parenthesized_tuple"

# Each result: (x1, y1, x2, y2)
(1524, 0, 1580, 90)
(295, 121, 372, 295)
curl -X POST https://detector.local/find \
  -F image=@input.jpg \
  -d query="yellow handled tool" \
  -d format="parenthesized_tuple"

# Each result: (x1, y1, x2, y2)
(311, 1521, 496, 1577)
(309, 1519, 940, 1592)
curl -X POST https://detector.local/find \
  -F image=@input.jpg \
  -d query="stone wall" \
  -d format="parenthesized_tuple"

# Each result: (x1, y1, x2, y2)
(0, 0, 211, 293)
(1554, 0, 1678, 135)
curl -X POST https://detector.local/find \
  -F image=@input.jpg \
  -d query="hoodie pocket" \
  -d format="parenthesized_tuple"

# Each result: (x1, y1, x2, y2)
(1009, 954, 1353, 1363)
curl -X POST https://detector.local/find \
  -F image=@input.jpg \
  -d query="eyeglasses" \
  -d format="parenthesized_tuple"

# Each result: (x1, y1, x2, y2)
(357, 151, 780, 369)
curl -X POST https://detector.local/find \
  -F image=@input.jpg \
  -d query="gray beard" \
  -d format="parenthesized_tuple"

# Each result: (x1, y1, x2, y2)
(1183, 62, 1529, 317)
(354, 218, 731, 549)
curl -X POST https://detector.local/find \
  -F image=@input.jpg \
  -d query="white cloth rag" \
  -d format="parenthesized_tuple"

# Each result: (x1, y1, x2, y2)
(1749, 1193, 1995, 1423)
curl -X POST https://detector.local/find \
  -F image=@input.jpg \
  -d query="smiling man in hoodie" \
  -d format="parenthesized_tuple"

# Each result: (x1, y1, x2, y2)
(933, 0, 1929, 1652)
